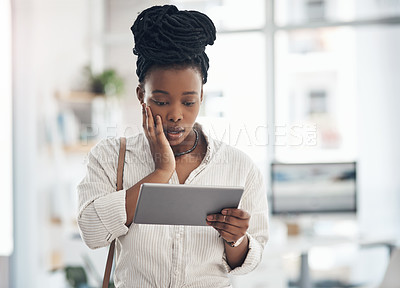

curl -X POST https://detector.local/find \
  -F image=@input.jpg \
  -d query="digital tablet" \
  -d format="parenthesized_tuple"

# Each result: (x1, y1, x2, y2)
(133, 183, 244, 226)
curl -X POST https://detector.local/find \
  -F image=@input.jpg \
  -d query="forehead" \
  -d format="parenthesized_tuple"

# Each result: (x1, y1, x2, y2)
(144, 67, 202, 93)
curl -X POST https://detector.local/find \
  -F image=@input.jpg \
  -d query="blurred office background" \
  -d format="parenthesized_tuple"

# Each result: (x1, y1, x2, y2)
(1, 0, 400, 287)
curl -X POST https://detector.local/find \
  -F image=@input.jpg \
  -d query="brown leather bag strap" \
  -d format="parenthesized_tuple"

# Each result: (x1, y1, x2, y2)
(116, 137, 127, 191)
(102, 137, 126, 288)
(102, 240, 115, 288)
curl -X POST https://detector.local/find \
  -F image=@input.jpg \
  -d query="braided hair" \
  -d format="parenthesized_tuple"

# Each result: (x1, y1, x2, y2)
(131, 5, 216, 84)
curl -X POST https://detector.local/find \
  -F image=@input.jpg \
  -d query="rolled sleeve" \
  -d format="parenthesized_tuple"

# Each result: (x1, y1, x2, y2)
(222, 233, 264, 275)
(93, 189, 129, 242)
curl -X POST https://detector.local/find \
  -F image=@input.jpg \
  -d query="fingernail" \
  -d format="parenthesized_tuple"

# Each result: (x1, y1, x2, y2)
(222, 210, 227, 215)
(207, 215, 212, 220)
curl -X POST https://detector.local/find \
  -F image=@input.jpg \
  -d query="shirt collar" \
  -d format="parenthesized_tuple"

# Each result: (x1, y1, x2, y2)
(194, 122, 214, 164)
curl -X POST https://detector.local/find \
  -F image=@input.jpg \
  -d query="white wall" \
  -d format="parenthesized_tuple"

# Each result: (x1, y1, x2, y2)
(352, 24, 400, 284)
(356, 25, 400, 240)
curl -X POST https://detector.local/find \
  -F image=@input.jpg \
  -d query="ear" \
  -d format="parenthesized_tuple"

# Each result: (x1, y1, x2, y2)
(136, 85, 145, 104)
(200, 87, 204, 103)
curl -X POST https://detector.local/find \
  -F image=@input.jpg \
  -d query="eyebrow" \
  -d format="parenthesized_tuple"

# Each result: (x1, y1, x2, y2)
(182, 91, 198, 96)
(151, 90, 169, 95)
(151, 90, 198, 96)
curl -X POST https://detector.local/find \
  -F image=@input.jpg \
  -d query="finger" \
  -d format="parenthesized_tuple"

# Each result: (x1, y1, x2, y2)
(154, 115, 164, 137)
(221, 208, 251, 220)
(146, 106, 156, 137)
(207, 220, 243, 235)
(211, 224, 242, 243)
(206, 214, 242, 228)
(155, 116, 169, 145)
(213, 227, 243, 243)
(142, 103, 148, 136)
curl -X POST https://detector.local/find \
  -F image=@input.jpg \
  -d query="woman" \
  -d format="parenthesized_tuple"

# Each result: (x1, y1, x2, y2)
(77, 5, 268, 288)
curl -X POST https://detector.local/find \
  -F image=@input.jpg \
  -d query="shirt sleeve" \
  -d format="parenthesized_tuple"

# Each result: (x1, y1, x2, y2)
(222, 164, 269, 275)
(77, 138, 129, 249)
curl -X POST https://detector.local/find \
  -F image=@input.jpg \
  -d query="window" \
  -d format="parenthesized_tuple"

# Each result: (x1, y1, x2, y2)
(274, 26, 357, 162)
(274, 0, 400, 163)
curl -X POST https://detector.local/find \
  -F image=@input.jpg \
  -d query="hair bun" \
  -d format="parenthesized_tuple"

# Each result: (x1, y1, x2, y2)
(131, 5, 216, 62)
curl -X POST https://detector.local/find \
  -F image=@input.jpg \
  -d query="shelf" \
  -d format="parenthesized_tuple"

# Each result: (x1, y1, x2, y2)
(63, 141, 97, 154)
(55, 91, 105, 104)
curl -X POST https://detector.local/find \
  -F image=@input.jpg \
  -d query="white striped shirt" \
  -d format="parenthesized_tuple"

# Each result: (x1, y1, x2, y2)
(77, 123, 269, 288)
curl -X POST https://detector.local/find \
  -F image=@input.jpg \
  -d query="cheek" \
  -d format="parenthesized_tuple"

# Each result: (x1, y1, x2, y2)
(190, 106, 201, 118)
(190, 111, 199, 120)
(146, 104, 164, 118)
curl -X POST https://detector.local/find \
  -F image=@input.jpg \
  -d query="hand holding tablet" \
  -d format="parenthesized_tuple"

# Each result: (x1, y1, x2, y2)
(206, 208, 251, 247)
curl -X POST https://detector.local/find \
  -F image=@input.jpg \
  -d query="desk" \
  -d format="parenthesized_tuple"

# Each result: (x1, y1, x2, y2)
(282, 235, 397, 288)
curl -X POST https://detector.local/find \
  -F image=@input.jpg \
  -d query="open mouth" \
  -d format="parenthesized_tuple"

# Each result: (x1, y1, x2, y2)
(165, 127, 185, 140)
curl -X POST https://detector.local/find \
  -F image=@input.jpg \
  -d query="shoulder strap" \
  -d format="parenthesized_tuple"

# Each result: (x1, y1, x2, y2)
(116, 137, 127, 191)
(102, 137, 126, 288)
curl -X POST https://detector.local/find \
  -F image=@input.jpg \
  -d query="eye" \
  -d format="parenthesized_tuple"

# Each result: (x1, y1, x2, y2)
(152, 99, 168, 106)
(183, 102, 196, 107)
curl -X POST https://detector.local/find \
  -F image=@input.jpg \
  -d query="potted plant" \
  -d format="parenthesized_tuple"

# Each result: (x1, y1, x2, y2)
(85, 66, 124, 97)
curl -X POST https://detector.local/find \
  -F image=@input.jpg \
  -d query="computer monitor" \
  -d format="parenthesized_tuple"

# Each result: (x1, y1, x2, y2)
(271, 162, 357, 215)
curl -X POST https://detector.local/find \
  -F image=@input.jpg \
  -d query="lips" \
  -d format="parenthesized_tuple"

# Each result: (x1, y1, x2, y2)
(165, 126, 185, 141)
(166, 126, 185, 133)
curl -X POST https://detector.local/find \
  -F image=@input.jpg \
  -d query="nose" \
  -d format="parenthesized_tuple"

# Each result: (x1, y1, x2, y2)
(167, 104, 183, 123)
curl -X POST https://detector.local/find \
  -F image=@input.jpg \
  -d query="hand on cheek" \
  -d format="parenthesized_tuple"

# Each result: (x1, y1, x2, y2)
(142, 103, 175, 173)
